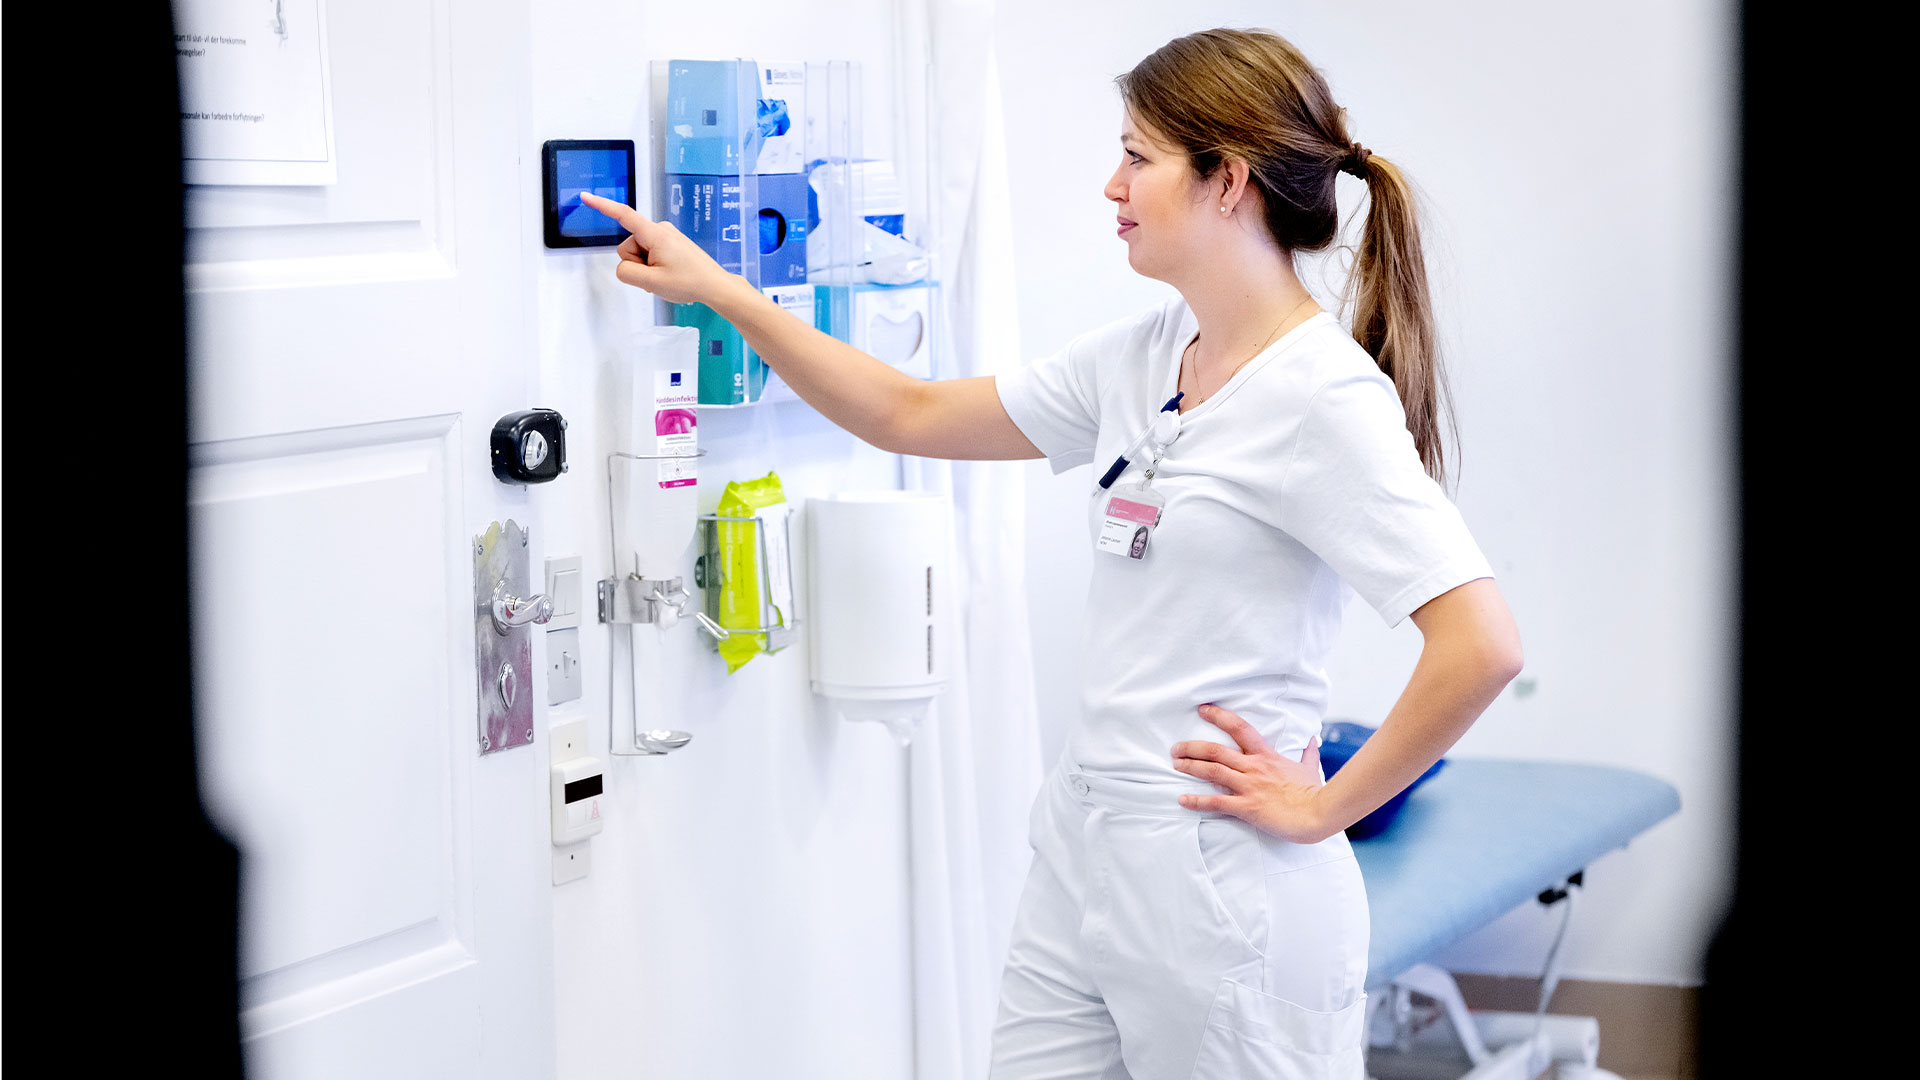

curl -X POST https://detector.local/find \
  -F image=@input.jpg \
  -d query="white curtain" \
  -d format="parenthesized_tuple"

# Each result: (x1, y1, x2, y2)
(892, 1, 1045, 1077)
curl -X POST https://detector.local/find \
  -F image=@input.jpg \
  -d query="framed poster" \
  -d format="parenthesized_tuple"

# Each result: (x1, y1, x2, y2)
(177, 0, 338, 185)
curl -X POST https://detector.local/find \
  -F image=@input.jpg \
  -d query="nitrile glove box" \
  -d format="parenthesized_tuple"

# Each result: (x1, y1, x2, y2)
(663, 172, 809, 287)
(666, 60, 806, 175)
(674, 284, 815, 405)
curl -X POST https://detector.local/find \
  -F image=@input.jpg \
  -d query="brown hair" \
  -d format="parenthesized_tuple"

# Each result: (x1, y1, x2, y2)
(1116, 28, 1456, 485)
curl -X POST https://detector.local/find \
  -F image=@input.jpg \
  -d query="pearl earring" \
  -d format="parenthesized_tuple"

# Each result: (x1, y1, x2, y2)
(1220, 205, 1229, 214)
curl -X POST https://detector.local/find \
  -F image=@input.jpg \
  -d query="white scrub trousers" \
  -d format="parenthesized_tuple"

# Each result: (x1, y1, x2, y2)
(988, 752, 1371, 1079)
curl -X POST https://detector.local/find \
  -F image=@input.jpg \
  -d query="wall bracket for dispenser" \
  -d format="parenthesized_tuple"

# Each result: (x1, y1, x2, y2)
(598, 574, 679, 625)
(598, 445, 724, 636)
(597, 575, 730, 639)
(692, 508, 800, 654)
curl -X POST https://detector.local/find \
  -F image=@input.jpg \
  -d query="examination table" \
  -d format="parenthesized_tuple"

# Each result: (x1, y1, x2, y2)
(1352, 758, 1682, 1079)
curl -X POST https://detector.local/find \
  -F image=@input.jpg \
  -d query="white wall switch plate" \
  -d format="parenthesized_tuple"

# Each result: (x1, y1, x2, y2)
(544, 554, 583, 630)
(551, 717, 590, 762)
(547, 627, 583, 705)
(553, 841, 590, 885)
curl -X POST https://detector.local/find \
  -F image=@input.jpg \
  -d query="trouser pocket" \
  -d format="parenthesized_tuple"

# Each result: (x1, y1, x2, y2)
(1189, 979, 1367, 1080)
(1192, 817, 1267, 959)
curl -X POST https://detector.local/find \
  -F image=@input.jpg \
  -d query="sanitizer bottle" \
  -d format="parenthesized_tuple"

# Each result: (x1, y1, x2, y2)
(615, 326, 702, 588)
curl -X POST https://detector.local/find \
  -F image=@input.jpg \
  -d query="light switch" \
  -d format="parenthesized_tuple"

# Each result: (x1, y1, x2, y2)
(547, 627, 583, 704)
(544, 555, 583, 630)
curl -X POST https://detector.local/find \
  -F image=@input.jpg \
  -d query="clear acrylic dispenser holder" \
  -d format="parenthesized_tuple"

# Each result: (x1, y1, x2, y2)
(645, 56, 940, 407)
(693, 507, 801, 654)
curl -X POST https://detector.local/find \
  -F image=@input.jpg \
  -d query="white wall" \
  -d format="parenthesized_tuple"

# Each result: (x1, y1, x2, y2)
(529, 5, 925, 1078)
(998, 1, 1736, 987)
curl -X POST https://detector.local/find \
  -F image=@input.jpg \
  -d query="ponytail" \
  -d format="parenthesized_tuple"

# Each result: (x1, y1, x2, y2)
(1346, 153, 1455, 487)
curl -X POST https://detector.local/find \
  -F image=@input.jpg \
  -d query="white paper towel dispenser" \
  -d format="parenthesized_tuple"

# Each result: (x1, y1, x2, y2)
(807, 490, 952, 745)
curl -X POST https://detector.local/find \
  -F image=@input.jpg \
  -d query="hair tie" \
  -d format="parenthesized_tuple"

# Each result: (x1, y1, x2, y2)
(1341, 142, 1372, 179)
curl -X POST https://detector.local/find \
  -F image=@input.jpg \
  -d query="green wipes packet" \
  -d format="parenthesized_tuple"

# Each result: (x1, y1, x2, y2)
(714, 472, 787, 673)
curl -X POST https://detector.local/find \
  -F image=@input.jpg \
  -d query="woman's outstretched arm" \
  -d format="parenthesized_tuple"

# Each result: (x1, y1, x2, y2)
(579, 190, 1041, 462)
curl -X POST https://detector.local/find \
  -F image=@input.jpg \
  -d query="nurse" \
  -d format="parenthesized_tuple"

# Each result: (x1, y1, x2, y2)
(582, 25, 1521, 1079)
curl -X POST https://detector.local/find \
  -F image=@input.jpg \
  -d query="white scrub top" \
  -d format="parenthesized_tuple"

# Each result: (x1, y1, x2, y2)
(995, 296, 1495, 783)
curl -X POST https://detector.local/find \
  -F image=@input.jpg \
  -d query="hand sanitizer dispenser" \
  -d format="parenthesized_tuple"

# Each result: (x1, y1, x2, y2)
(601, 325, 707, 758)
(610, 326, 703, 625)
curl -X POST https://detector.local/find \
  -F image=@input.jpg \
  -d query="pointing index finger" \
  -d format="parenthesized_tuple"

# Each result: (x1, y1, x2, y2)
(577, 191, 648, 236)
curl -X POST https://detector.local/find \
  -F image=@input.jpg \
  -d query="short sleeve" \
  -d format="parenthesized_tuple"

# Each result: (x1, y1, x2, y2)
(995, 335, 1101, 475)
(1277, 370, 1495, 628)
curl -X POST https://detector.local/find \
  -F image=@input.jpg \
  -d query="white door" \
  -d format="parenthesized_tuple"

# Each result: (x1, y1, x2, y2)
(184, 1, 552, 1077)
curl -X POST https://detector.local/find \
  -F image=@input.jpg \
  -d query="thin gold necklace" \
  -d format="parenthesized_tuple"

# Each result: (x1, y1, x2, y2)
(1182, 295, 1316, 408)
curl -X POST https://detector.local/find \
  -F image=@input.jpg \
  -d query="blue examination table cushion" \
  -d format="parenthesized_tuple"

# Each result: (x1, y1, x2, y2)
(1351, 758, 1681, 991)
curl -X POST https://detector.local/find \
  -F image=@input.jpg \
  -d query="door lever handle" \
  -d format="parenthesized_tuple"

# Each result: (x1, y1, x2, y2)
(491, 581, 555, 633)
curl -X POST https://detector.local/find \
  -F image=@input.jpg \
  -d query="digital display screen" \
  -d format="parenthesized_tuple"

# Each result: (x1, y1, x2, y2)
(556, 149, 628, 237)
(542, 140, 635, 248)
(564, 774, 603, 804)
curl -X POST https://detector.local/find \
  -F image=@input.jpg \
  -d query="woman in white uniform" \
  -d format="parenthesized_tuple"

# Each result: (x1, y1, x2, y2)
(583, 26, 1521, 1079)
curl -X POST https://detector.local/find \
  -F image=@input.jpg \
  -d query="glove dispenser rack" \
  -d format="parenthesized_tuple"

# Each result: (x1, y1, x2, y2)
(645, 55, 941, 406)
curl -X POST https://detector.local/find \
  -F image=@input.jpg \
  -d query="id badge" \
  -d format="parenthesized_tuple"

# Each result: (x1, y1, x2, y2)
(1096, 482, 1165, 560)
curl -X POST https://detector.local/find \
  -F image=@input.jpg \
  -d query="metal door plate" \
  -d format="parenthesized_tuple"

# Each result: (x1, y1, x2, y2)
(474, 520, 535, 754)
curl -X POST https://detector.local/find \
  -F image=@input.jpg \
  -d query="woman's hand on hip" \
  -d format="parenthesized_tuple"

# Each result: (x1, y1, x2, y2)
(1172, 704, 1332, 844)
(576, 191, 736, 306)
